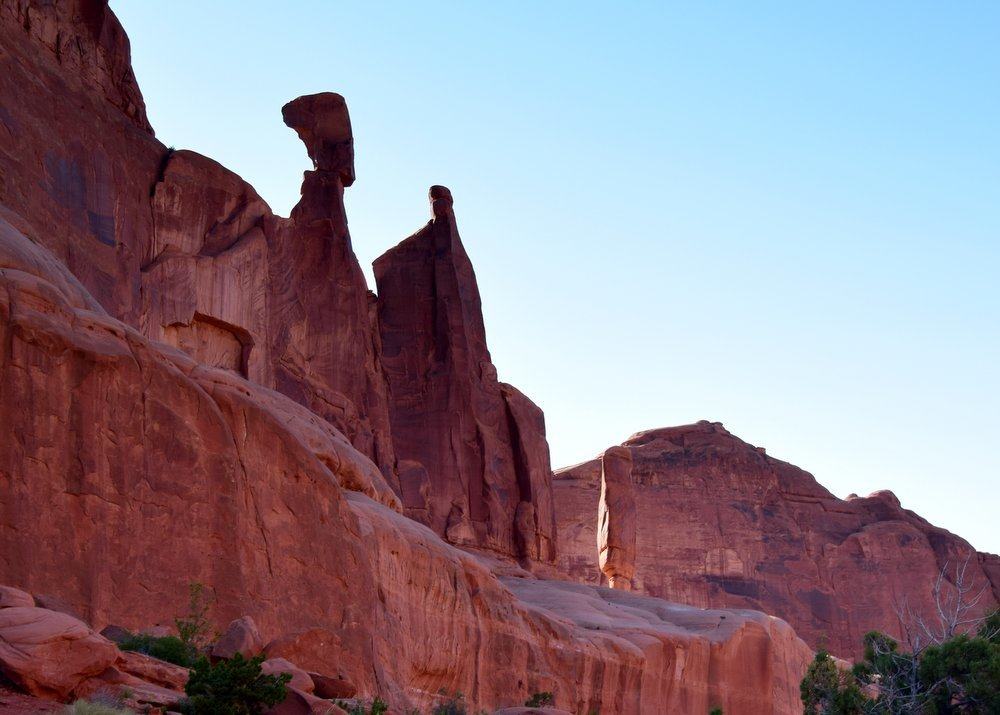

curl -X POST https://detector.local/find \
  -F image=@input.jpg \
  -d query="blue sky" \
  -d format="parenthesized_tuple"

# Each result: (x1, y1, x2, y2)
(114, 2, 999, 553)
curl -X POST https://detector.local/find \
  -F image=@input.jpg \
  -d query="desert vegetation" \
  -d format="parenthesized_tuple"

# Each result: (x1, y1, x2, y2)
(802, 561, 1000, 714)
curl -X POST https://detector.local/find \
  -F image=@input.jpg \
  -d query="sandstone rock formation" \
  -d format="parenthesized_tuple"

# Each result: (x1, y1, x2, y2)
(375, 187, 556, 562)
(213, 616, 265, 661)
(0, 173, 811, 712)
(598, 446, 637, 590)
(555, 421, 1000, 658)
(0, 0, 563, 561)
(0, 606, 118, 698)
(267, 93, 398, 484)
(0, 0, 162, 322)
(2, 1, 992, 712)
(349, 492, 812, 714)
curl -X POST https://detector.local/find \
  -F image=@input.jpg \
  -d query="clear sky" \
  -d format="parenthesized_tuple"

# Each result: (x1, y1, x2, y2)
(113, 2, 999, 554)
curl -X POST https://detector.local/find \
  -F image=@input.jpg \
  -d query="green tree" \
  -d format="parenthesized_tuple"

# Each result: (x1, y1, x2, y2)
(181, 653, 290, 715)
(175, 582, 214, 658)
(525, 691, 554, 707)
(800, 650, 866, 714)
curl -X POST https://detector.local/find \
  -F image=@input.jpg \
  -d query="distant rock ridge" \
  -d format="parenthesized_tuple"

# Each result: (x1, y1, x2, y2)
(554, 419, 1000, 658)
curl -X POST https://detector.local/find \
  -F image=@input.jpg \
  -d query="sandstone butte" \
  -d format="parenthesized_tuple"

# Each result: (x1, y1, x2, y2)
(0, 2, 994, 714)
(555, 422, 1000, 661)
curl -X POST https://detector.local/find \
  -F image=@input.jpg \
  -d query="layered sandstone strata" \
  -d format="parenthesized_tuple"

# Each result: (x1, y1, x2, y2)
(554, 421, 1000, 658)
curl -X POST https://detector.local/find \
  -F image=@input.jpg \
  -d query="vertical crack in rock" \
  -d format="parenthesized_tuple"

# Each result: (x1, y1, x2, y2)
(598, 445, 636, 590)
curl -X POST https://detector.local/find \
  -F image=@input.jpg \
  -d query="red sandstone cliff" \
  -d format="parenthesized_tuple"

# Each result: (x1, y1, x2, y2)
(0, 211, 812, 713)
(0, 0, 557, 558)
(1, 1, 992, 712)
(554, 421, 1000, 659)
(0, 3, 813, 712)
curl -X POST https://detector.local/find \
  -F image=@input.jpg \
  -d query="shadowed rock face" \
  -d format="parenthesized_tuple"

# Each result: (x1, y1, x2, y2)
(554, 420, 1000, 658)
(374, 188, 556, 562)
(0, 0, 162, 322)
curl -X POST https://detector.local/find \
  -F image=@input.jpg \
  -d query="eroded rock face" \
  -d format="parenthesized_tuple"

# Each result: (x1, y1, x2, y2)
(0, 607, 117, 699)
(351, 492, 811, 714)
(0, 0, 163, 322)
(0, 214, 393, 698)
(1, 2, 965, 711)
(598, 446, 636, 590)
(374, 188, 556, 561)
(1, 4, 398, 482)
(0, 217, 810, 712)
(142, 150, 272, 383)
(267, 93, 398, 486)
(554, 421, 1000, 658)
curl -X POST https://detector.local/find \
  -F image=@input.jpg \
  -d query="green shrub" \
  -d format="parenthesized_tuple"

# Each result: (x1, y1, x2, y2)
(118, 582, 216, 667)
(118, 631, 195, 667)
(800, 650, 866, 714)
(802, 612, 1000, 714)
(525, 691, 554, 707)
(179, 653, 290, 715)
(337, 698, 388, 715)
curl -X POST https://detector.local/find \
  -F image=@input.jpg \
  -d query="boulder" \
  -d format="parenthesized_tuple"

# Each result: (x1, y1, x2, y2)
(261, 658, 315, 693)
(98, 625, 131, 644)
(0, 587, 33, 609)
(308, 671, 357, 699)
(75, 665, 184, 710)
(212, 615, 264, 660)
(0, 607, 118, 699)
(116, 650, 189, 690)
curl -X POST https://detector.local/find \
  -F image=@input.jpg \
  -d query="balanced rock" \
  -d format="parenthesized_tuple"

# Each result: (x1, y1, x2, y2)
(281, 92, 355, 183)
